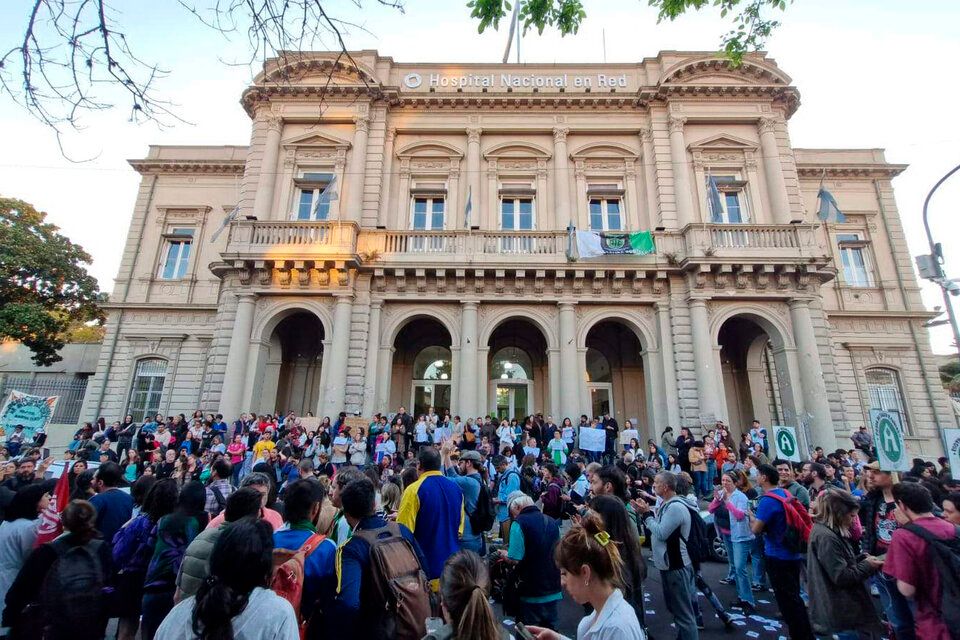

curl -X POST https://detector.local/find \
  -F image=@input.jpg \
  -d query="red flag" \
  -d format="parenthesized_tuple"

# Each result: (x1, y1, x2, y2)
(35, 463, 71, 546)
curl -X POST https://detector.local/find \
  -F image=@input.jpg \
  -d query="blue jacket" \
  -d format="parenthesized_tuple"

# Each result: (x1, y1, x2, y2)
(273, 526, 337, 619)
(397, 471, 464, 583)
(496, 468, 521, 522)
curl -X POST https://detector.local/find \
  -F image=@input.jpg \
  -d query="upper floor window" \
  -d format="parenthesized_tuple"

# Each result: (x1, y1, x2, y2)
(159, 228, 193, 280)
(294, 172, 334, 220)
(411, 195, 445, 230)
(865, 368, 909, 432)
(588, 183, 624, 231)
(708, 174, 749, 224)
(837, 233, 873, 287)
(127, 358, 167, 422)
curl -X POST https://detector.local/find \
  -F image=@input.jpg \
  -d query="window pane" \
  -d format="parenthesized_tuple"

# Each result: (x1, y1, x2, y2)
(302, 172, 333, 182)
(589, 200, 603, 230)
(170, 228, 194, 237)
(161, 243, 181, 279)
(431, 199, 445, 229)
(128, 359, 167, 422)
(501, 200, 515, 229)
(413, 198, 428, 229)
(607, 200, 620, 215)
(518, 199, 533, 229)
(316, 200, 329, 221)
(175, 241, 191, 278)
(607, 212, 622, 231)
(725, 193, 742, 223)
(297, 190, 314, 220)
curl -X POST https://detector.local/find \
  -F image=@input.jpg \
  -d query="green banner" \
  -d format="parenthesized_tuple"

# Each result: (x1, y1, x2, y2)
(870, 409, 909, 472)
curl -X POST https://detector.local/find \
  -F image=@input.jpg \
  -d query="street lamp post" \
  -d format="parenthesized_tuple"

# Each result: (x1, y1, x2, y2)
(920, 162, 960, 361)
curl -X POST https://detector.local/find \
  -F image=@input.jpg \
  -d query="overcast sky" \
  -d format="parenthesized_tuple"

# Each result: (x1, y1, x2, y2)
(1, 0, 958, 354)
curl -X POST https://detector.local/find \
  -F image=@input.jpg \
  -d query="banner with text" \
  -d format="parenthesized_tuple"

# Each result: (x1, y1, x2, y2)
(0, 391, 59, 440)
(870, 409, 910, 472)
(578, 427, 606, 452)
(943, 428, 960, 481)
(773, 426, 801, 462)
(576, 231, 655, 259)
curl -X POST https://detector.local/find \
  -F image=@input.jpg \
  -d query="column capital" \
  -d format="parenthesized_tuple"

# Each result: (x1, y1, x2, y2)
(757, 116, 779, 136)
(354, 116, 370, 133)
(639, 127, 653, 143)
(332, 293, 355, 304)
(787, 296, 815, 309)
(557, 300, 578, 310)
(385, 126, 397, 142)
(369, 299, 384, 310)
(264, 116, 283, 133)
(553, 127, 570, 143)
(654, 300, 671, 313)
(466, 127, 483, 144)
(461, 300, 480, 310)
(236, 293, 257, 304)
(668, 116, 687, 134)
(686, 296, 709, 307)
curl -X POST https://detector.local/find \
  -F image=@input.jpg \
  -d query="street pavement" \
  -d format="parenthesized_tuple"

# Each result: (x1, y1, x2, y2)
(551, 557, 790, 639)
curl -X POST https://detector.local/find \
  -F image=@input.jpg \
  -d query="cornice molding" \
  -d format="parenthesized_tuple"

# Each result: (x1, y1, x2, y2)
(127, 159, 246, 175)
(796, 164, 907, 179)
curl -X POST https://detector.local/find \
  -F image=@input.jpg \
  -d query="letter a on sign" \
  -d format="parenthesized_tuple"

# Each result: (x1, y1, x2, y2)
(870, 409, 909, 472)
(773, 426, 801, 462)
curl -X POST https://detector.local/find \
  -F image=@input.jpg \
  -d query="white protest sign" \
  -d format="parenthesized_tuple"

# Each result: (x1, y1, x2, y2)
(578, 427, 606, 452)
(620, 428, 640, 447)
(942, 428, 960, 481)
(773, 426, 801, 463)
(870, 409, 909, 472)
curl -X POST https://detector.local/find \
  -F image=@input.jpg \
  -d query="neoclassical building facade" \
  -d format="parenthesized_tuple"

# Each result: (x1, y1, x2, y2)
(80, 50, 956, 455)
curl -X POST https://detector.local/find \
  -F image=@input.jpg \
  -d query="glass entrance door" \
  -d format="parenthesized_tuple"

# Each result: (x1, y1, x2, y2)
(413, 383, 451, 418)
(589, 383, 614, 419)
(494, 384, 529, 422)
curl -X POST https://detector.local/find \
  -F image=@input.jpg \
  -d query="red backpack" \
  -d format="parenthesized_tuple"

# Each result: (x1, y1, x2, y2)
(271, 533, 326, 633)
(764, 491, 812, 554)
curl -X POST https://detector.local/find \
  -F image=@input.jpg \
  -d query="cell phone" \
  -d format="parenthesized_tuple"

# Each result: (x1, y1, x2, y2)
(513, 622, 535, 640)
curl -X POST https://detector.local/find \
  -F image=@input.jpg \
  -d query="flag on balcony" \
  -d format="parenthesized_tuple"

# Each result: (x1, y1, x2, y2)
(575, 230, 655, 259)
(566, 220, 576, 261)
(707, 174, 725, 223)
(464, 186, 473, 229)
(817, 185, 846, 223)
(209, 205, 238, 243)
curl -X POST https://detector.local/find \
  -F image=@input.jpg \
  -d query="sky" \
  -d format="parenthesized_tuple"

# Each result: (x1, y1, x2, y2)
(1, 0, 959, 354)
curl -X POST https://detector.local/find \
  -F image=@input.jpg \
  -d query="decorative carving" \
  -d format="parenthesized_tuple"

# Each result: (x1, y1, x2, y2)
(466, 128, 482, 144)
(455, 269, 466, 293)
(298, 149, 336, 160)
(702, 152, 743, 162)
(585, 160, 624, 170)
(668, 116, 687, 134)
(514, 270, 525, 295)
(554, 271, 565, 293)
(411, 160, 448, 170)
(638, 127, 653, 143)
(474, 270, 485, 294)
(573, 270, 584, 293)
(592, 271, 605, 294)
(498, 159, 536, 170)
(416, 269, 427, 293)
(385, 127, 397, 143)
(394, 269, 406, 292)
(494, 270, 505, 294)
(534, 270, 545, 294)
(265, 116, 283, 133)
(735, 267, 748, 290)
(354, 117, 369, 133)
(553, 127, 569, 144)
(256, 266, 271, 285)
(758, 117, 778, 136)
(277, 268, 291, 287)
(317, 269, 330, 286)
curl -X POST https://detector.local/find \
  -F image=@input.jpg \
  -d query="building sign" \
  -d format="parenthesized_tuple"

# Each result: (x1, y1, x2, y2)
(402, 71, 629, 91)
(943, 428, 960, 481)
(773, 425, 801, 462)
(870, 409, 909, 472)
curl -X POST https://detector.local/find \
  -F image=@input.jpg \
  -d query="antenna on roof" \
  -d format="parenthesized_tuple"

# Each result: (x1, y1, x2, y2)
(502, 1, 521, 63)
(602, 29, 607, 63)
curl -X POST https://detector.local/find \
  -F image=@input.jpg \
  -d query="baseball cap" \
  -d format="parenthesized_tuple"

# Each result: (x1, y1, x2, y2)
(460, 450, 482, 462)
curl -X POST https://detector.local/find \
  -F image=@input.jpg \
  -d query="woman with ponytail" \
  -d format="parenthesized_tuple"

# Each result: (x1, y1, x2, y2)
(155, 519, 297, 640)
(424, 550, 509, 640)
(527, 513, 644, 640)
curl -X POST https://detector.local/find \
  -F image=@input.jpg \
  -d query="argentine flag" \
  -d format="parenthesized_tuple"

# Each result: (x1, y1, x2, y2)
(817, 186, 846, 223)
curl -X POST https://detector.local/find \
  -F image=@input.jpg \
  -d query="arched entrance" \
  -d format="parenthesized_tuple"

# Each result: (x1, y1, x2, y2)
(717, 315, 793, 438)
(487, 319, 548, 420)
(391, 318, 453, 417)
(584, 321, 647, 430)
(264, 312, 324, 415)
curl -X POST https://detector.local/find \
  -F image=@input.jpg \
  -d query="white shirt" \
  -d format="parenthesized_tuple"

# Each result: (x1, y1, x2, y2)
(155, 586, 298, 640)
(564, 589, 645, 640)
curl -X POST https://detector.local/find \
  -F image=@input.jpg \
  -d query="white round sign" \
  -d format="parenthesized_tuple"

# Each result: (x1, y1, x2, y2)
(403, 73, 422, 89)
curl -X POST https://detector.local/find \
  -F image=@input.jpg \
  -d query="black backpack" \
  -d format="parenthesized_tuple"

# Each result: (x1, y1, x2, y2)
(40, 539, 107, 637)
(469, 479, 496, 535)
(904, 523, 960, 639)
(209, 485, 227, 517)
(677, 502, 711, 565)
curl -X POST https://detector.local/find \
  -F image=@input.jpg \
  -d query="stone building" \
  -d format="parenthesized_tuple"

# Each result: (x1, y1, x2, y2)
(79, 50, 957, 455)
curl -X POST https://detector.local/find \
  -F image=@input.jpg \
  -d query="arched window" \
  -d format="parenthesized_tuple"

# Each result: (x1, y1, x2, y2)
(865, 368, 910, 431)
(585, 348, 613, 383)
(413, 346, 452, 381)
(127, 358, 167, 422)
(490, 347, 533, 380)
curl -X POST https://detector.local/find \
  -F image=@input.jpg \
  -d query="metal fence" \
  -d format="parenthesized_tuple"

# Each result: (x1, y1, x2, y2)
(0, 376, 89, 425)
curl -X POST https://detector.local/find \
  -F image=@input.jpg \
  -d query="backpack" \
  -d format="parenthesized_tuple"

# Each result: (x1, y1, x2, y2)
(675, 502, 711, 565)
(40, 539, 107, 637)
(763, 491, 812, 554)
(209, 485, 227, 518)
(519, 474, 538, 500)
(469, 479, 496, 535)
(354, 523, 432, 640)
(464, 428, 477, 443)
(903, 523, 960, 639)
(271, 533, 326, 631)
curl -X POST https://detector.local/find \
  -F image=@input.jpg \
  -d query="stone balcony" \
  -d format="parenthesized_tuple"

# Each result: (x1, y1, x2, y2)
(220, 220, 831, 276)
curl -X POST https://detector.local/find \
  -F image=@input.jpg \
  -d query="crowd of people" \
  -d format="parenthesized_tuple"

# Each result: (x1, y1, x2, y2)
(0, 406, 957, 640)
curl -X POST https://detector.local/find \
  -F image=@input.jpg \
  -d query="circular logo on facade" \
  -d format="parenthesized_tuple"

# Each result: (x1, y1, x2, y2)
(403, 73, 422, 89)
(777, 429, 797, 458)
(877, 415, 903, 463)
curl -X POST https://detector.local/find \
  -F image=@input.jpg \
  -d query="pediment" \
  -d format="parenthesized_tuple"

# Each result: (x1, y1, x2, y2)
(282, 131, 352, 149)
(687, 134, 758, 151)
(483, 141, 551, 160)
(661, 57, 791, 87)
(396, 140, 464, 159)
(570, 142, 639, 160)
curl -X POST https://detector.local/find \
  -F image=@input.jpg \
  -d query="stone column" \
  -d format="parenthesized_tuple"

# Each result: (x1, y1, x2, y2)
(218, 294, 256, 419)
(688, 298, 724, 423)
(477, 347, 490, 416)
(466, 128, 482, 228)
(758, 117, 793, 224)
(552, 127, 571, 229)
(558, 302, 581, 421)
(375, 345, 394, 414)
(656, 301, 682, 428)
(789, 298, 836, 449)
(640, 128, 660, 228)
(377, 127, 396, 227)
(252, 117, 282, 220)
(668, 116, 695, 228)
(458, 301, 479, 417)
(321, 295, 354, 416)
(361, 301, 383, 417)
(345, 116, 369, 223)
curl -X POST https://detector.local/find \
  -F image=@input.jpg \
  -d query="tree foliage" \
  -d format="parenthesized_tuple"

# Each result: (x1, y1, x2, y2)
(0, 197, 104, 366)
(468, 0, 792, 64)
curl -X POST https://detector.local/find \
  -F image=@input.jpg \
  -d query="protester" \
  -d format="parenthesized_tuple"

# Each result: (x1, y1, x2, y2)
(590, 495, 646, 630)
(751, 464, 813, 640)
(4, 500, 113, 640)
(0, 485, 48, 620)
(397, 446, 464, 587)
(634, 471, 698, 640)
(709, 471, 755, 612)
(943, 491, 960, 525)
(203, 458, 234, 516)
(425, 550, 509, 640)
(441, 444, 486, 554)
(807, 489, 883, 638)
(502, 492, 563, 629)
(90, 461, 135, 542)
(526, 512, 644, 640)
(205, 471, 283, 531)
(155, 519, 298, 640)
